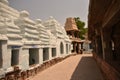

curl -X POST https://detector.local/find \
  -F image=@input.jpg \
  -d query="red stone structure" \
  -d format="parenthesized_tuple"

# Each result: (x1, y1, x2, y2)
(88, 0, 120, 80)
(65, 17, 83, 54)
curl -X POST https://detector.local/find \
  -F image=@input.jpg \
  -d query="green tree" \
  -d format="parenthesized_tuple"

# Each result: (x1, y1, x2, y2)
(74, 17, 87, 39)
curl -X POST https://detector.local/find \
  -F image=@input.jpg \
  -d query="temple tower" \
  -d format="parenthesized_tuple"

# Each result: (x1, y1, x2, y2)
(65, 17, 82, 54)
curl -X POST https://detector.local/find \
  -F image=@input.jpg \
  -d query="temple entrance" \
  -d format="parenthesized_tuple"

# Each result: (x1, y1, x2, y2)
(0, 41, 2, 68)
(43, 48, 49, 61)
(11, 49, 19, 66)
(52, 48, 56, 57)
(60, 42, 64, 54)
(29, 48, 39, 65)
(72, 42, 77, 53)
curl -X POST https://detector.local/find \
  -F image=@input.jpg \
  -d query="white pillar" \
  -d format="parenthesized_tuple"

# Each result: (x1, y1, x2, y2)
(2, 41, 10, 69)
(38, 48, 43, 65)
(19, 47, 22, 68)
(49, 47, 52, 60)
(19, 48, 29, 70)
(56, 44, 60, 57)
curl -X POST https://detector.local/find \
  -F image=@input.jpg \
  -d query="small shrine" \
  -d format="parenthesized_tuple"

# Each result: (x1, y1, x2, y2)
(65, 17, 82, 54)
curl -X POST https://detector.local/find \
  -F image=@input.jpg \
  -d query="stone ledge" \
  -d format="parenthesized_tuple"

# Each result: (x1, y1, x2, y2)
(93, 53, 120, 80)
(0, 53, 76, 80)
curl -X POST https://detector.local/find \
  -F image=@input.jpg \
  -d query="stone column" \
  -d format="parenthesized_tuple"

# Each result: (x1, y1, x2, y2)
(68, 44, 71, 54)
(56, 41, 61, 57)
(38, 48, 43, 65)
(19, 47, 22, 68)
(20, 48, 29, 70)
(81, 42, 83, 49)
(49, 48, 52, 60)
(2, 41, 10, 69)
(56, 46, 59, 57)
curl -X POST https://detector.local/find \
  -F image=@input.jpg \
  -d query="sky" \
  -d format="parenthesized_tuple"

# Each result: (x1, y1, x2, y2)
(9, 0, 89, 27)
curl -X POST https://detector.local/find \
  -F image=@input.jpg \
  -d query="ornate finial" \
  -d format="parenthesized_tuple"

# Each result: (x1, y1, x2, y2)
(20, 10, 29, 18)
(35, 19, 42, 24)
(49, 16, 54, 19)
(0, 0, 9, 5)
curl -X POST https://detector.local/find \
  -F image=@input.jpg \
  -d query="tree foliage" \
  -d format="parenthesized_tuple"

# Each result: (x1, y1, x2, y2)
(74, 17, 87, 39)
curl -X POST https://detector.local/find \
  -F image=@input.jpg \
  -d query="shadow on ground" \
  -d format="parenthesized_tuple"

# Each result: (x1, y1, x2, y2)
(70, 56, 104, 80)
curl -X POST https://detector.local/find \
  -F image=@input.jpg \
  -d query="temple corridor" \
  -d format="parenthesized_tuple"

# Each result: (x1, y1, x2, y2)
(30, 54, 104, 80)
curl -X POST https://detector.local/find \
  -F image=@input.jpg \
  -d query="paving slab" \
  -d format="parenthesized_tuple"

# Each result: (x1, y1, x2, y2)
(30, 54, 104, 80)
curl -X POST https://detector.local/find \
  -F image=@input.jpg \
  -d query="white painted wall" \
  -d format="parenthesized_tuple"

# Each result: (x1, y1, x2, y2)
(19, 48, 29, 70)
(0, 0, 72, 77)
(2, 41, 10, 69)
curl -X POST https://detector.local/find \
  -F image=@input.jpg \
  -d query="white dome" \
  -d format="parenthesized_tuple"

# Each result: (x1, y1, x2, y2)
(20, 10, 29, 17)
(49, 16, 54, 19)
(35, 19, 42, 24)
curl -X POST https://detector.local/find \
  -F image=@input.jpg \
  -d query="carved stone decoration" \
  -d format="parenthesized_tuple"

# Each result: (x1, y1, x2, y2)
(0, 0, 9, 5)
(35, 19, 50, 45)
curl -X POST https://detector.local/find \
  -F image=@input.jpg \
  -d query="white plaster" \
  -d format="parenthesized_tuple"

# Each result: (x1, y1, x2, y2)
(48, 48, 52, 60)
(0, 1, 19, 19)
(16, 10, 40, 45)
(2, 42, 10, 69)
(38, 48, 43, 64)
(0, 0, 72, 77)
(0, 0, 9, 5)
(43, 17, 71, 58)
(19, 48, 29, 70)
(35, 19, 50, 45)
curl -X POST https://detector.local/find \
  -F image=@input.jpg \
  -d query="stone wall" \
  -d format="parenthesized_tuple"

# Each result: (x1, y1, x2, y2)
(0, 0, 72, 79)
(93, 53, 120, 80)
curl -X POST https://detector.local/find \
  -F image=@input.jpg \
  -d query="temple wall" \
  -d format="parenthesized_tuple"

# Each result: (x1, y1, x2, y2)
(88, 0, 120, 80)
(0, 0, 72, 79)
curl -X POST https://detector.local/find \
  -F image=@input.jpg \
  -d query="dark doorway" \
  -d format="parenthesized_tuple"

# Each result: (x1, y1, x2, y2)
(11, 49, 19, 66)
(29, 48, 39, 65)
(52, 48, 56, 57)
(60, 42, 64, 54)
(43, 48, 49, 61)
(0, 41, 2, 68)
(66, 44, 68, 54)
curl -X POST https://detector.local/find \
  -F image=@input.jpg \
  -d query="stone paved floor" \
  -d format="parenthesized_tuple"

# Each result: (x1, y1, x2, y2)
(30, 54, 104, 80)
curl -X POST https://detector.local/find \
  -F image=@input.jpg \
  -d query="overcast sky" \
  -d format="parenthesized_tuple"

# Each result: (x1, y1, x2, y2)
(9, 0, 89, 26)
